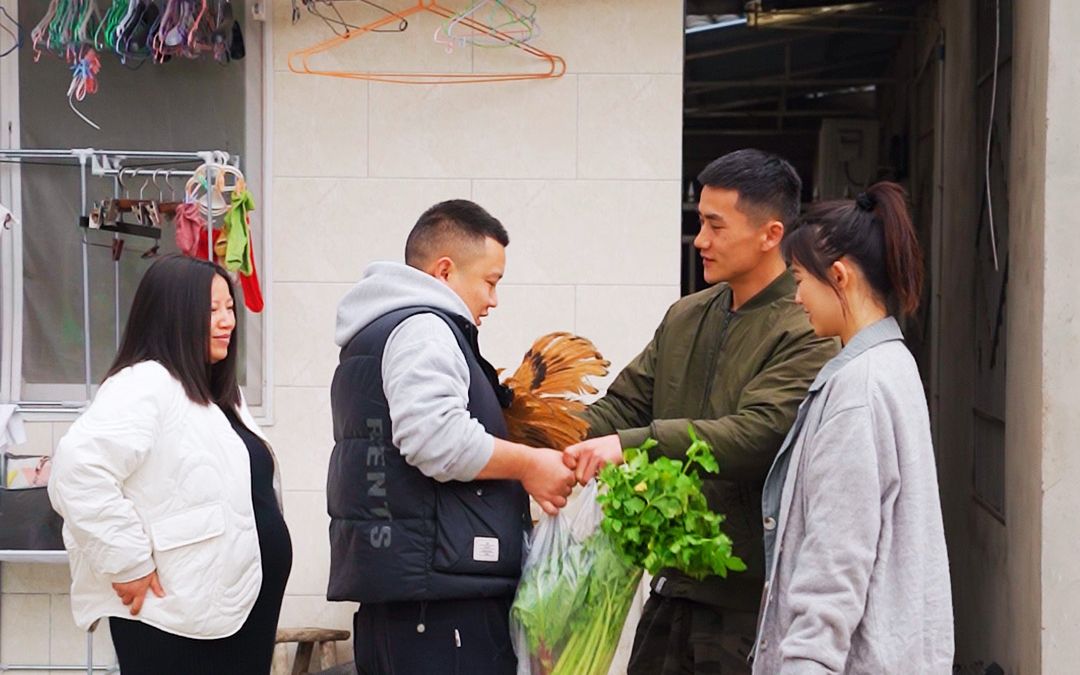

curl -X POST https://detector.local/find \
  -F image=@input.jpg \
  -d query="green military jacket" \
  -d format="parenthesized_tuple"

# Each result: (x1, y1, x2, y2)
(583, 270, 838, 611)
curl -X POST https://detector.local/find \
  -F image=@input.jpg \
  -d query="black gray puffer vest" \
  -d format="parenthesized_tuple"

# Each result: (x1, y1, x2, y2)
(327, 307, 530, 603)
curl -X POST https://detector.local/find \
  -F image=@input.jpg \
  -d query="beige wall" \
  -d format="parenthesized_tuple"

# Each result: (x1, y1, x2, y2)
(2, 1, 685, 670)
(966, 0, 1080, 670)
(1002, 0, 1045, 665)
(267, 0, 684, 663)
(1036, 0, 1080, 670)
(1004, 0, 1048, 668)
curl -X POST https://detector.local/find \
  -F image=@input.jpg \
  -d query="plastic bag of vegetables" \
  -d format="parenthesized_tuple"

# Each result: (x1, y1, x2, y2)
(510, 480, 640, 675)
(511, 427, 746, 675)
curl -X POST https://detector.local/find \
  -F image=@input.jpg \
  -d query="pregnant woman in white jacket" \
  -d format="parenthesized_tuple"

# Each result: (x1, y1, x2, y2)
(48, 255, 292, 675)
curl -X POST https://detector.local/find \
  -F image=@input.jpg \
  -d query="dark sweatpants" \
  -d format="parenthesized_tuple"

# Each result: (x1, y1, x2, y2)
(628, 594, 758, 675)
(353, 597, 516, 675)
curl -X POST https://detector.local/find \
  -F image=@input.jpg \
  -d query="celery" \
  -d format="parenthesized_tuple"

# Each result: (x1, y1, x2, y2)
(513, 428, 744, 675)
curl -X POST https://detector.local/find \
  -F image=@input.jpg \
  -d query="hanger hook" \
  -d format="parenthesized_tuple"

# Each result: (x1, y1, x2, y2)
(139, 172, 151, 200)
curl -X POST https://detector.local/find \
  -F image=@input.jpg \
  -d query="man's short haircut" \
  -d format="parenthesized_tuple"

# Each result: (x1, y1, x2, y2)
(405, 199, 510, 268)
(697, 149, 803, 227)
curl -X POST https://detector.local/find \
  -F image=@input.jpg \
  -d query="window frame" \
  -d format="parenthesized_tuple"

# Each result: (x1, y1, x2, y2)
(0, 0, 275, 424)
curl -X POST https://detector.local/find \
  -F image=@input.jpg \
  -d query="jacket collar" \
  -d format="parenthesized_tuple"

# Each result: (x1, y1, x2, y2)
(808, 316, 904, 393)
(717, 268, 796, 313)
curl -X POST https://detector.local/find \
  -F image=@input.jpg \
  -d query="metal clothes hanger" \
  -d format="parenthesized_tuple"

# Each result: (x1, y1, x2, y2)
(437, 0, 539, 52)
(287, 0, 565, 84)
(187, 0, 218, 55)
(294, 0, 408, 37)
(31, 0, 61, 57)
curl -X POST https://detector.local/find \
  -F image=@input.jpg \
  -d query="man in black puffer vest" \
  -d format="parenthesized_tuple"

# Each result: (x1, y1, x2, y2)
(328, 200, 576, 675)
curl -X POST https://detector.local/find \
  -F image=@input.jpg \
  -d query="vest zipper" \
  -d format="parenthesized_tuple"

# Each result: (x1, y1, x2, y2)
(453, 628, 462, 675)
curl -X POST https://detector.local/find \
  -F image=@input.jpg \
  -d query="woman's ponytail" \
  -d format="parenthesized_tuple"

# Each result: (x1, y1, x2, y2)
(864, 182, 923, 317)
(783, 180, 924, 318)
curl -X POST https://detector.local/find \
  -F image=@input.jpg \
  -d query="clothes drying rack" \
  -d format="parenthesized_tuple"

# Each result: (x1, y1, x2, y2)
(0, 147, 238, 674)
(0, 147, 239, 413)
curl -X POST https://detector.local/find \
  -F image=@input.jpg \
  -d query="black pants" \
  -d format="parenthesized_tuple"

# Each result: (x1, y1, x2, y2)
(353, 597, 516, 675)
(627, 594, 758, 675)
(110, 590, 282, 675)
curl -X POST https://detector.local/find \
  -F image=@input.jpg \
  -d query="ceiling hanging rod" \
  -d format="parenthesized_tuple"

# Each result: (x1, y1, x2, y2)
(93, 167, 199, 178)
(0, 148, 234, 162)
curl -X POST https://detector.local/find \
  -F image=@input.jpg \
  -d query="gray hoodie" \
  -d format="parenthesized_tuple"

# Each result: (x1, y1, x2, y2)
(334, 262, 494, 482)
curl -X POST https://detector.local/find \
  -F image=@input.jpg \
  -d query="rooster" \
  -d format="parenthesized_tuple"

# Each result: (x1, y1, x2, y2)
(501, 332, 610, 449)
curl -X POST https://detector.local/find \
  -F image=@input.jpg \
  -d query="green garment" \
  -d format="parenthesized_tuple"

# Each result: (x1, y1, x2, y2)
(223, 189, 255, 275)
(583, 270, 838, 611)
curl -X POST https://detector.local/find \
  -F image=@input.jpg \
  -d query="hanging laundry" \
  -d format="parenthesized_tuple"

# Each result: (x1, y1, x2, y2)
(193, 224, 223, 261)
(184, 221, 262, 313)
(214, 227, 228, 260)
(220, 188, 263, 313)
(238, 245, 264, 313)
(222, 188, 254, 274)
(174, 201, 207, 257)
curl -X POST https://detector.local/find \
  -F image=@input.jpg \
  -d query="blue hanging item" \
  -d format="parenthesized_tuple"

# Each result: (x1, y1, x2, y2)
(0, 5, 24, 58)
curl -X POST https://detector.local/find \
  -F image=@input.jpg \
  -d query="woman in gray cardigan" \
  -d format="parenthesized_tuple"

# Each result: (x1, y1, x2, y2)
(751, 182, 953, 674)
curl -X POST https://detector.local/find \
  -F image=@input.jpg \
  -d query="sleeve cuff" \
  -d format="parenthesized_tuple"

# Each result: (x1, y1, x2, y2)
(454, 432, 495, 482)
(616, 427, 652, 452)
(111, 556, 155, 584)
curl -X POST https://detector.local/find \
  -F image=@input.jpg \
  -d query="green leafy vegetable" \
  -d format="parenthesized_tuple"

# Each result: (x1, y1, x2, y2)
(512, 427, 745, 675)
(597, 427, 746, 579)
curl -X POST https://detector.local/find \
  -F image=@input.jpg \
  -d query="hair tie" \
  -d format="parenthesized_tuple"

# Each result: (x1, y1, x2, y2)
(855, 192, 876, 212)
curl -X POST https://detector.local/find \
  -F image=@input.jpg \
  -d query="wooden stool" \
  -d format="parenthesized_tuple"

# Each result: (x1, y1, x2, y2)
(272, 627, 351, 675)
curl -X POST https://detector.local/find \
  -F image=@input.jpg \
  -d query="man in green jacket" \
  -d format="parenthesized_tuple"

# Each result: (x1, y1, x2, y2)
(565, 149, 837, 674)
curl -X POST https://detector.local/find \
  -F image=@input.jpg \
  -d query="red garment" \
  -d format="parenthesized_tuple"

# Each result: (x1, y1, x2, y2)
(193, 225, 223, 260)
(191, 224, 264, 313)
(239, 246, 264, 313)
(174, 203, 207, 257)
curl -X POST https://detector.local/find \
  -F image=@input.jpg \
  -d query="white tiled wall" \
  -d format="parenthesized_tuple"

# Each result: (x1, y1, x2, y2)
(4, 0, 684, 670)
(269, 2, 683, 670)
(1, 421, 118, 673)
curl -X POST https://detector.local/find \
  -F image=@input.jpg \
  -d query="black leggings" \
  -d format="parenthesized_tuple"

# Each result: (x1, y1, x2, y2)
(108, 568, 288, 675)
(110, 603, 276, 675)
(353, 597, 517, 675)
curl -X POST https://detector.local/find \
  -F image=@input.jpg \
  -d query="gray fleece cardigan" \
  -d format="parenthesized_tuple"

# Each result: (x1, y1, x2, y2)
(751, 317, 953, 674)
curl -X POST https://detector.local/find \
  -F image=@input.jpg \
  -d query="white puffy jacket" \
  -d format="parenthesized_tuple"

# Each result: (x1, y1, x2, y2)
(48, 360, 282, 637)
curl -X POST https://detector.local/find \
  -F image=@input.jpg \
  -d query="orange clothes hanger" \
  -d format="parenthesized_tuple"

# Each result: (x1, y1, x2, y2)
(287, 0, 565, 84)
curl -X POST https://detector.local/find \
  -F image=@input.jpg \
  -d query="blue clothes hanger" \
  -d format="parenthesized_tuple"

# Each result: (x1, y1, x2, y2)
(0, 4, 25, 57)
